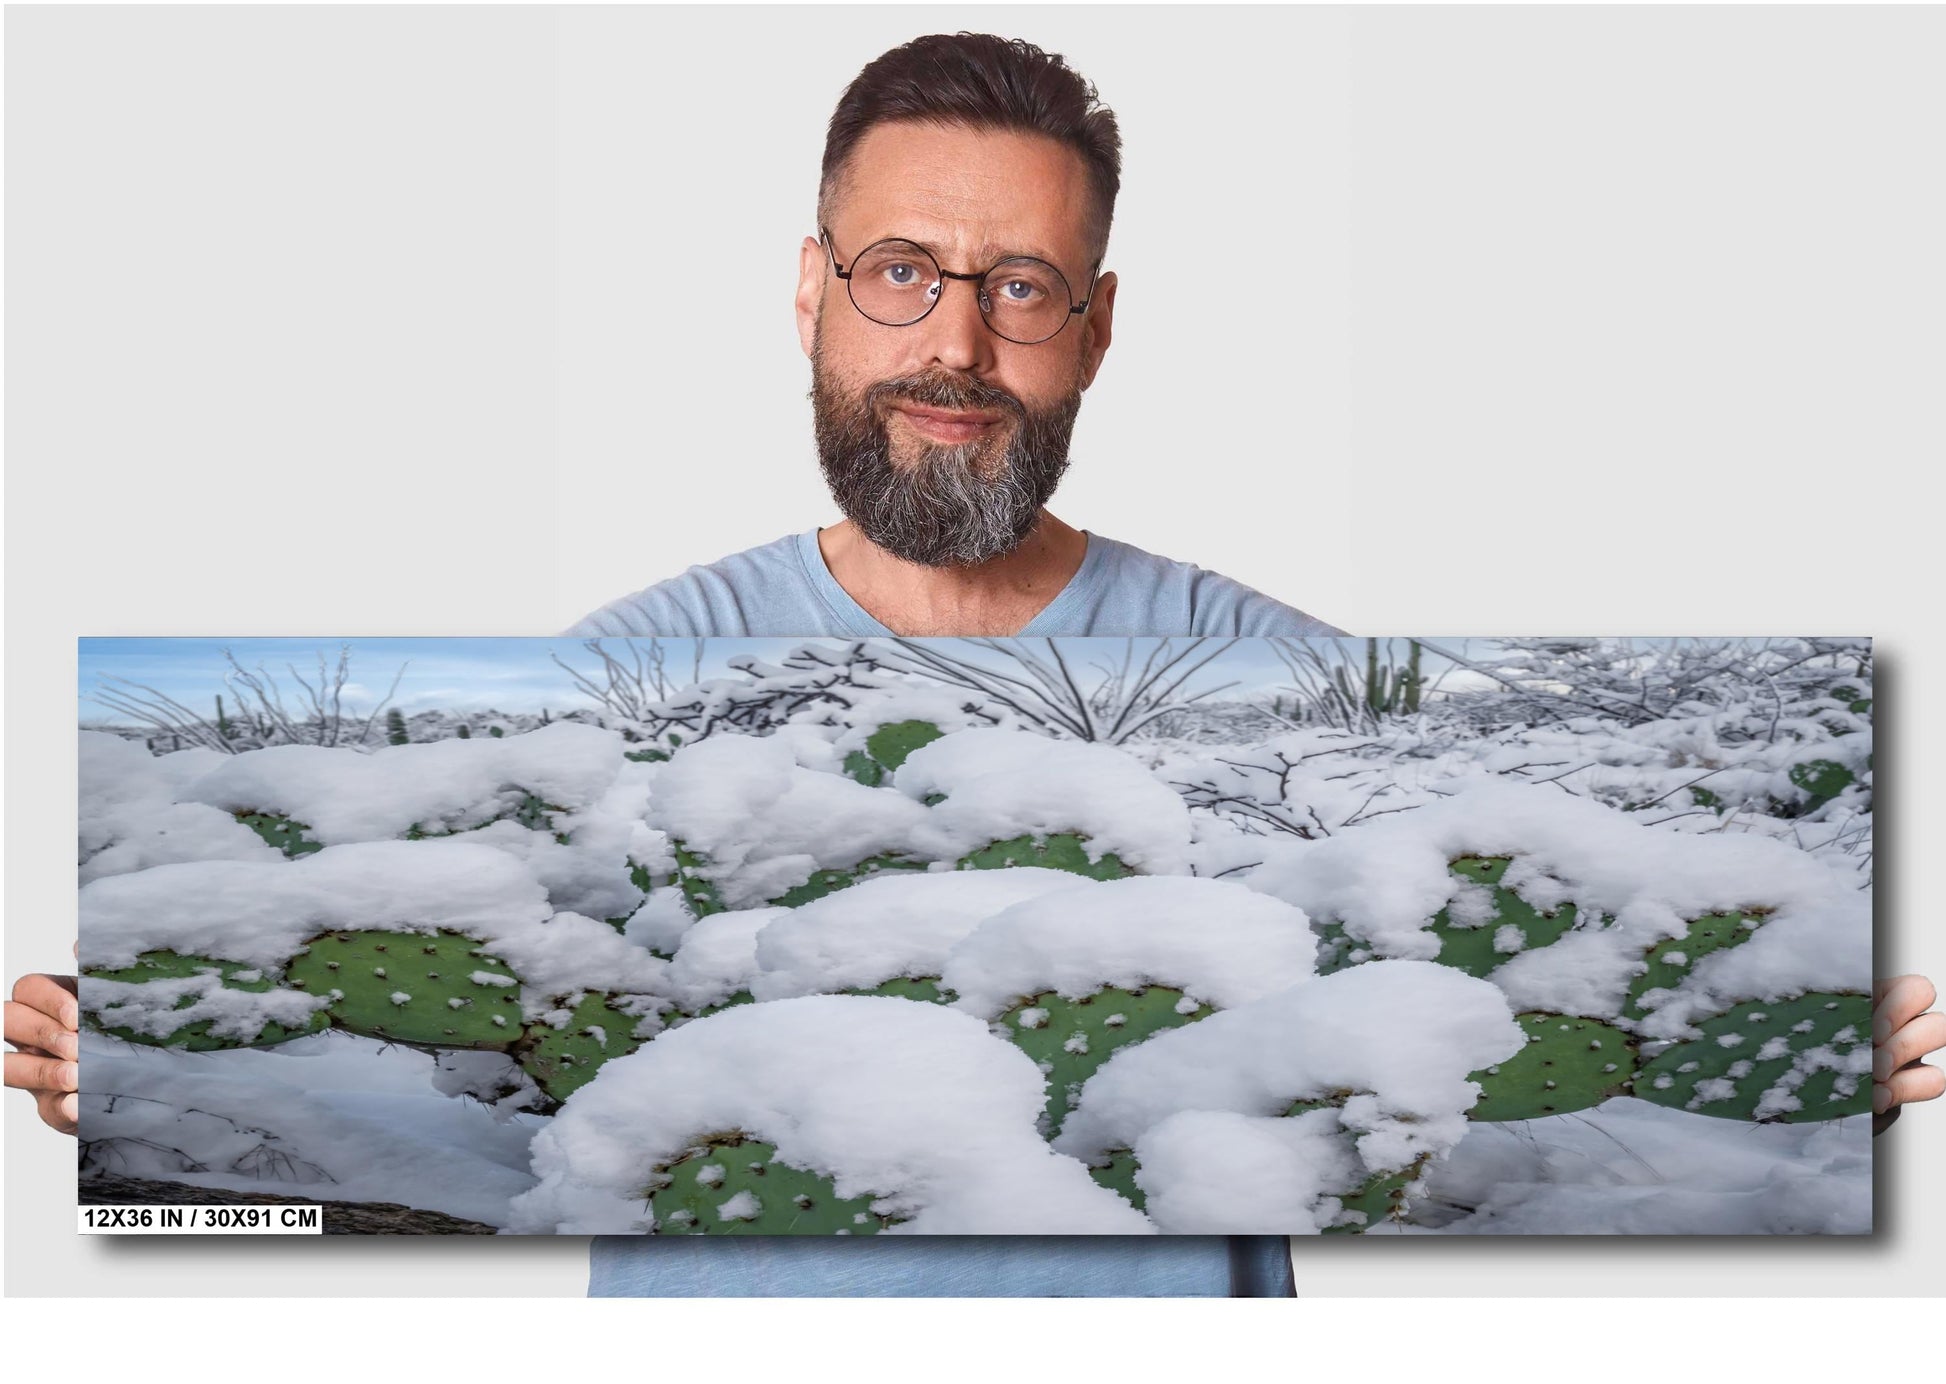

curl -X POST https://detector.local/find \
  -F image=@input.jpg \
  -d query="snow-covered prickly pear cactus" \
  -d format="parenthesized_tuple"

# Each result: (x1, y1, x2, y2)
(1633, 992, 1872, 1122)
(506, 995, 1152, 1235)
(941, 876, 1318, 1135)
(1001, 986, 1213, 1132)
(646, 1135, 905, 1235)
(1050, 962, 1527, 1235)
(842, 718, 945, 787)
(284, 930, 524, 1047)
(1424, 857, 1594, 979)
(514, 992, 652, 1101)
(746, 868, 1092, 1004)
(232, 811, 323, 858)
(957, 834, 1136, 880)
(82, 951, 330, 1050)
(646, 732, 932, 913)
(1243, 783, 1872, 1131)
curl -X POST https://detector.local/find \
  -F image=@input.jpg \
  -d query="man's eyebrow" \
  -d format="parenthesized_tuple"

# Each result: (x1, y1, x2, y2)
(872, 233, 1074, 270)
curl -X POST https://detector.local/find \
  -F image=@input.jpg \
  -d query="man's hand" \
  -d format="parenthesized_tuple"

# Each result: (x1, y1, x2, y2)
(1874, 974, 1945, 1116)
(6, 944, 80, 1136)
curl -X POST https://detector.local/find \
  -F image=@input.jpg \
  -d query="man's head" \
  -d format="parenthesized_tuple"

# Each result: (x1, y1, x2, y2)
(796, 34, 1122, 567)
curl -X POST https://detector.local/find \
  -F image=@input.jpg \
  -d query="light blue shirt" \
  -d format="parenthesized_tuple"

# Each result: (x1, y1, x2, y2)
(566, 528, 1346, 640)
(566, 527, 1346, 1296)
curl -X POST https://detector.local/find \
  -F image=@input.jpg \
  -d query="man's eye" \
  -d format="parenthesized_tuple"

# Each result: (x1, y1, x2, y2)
(884, 263, 921, 286)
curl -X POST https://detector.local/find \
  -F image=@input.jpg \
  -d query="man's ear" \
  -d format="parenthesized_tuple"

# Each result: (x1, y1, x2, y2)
(796, 236, 825, 360)
(1078, 269, 1117, 391)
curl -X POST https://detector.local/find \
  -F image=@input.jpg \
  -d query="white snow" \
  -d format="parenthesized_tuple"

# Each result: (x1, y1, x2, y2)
(644, 732, 932, 909)
(748, 868, 1092, 1001)
(941, 875, 1317, 1018)
(181, 722, 629, 844)
(893, 728, 1194, 874)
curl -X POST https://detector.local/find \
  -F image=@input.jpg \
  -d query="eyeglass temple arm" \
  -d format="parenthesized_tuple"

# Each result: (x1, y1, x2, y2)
(1071, 257, 1105, 314)
(819, 226, 852, 279)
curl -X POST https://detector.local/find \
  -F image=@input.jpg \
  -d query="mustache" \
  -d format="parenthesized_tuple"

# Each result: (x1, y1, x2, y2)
(864, 370, 1027, 422)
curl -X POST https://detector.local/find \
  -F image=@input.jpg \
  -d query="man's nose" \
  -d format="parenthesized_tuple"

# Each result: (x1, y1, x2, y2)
(911, 275, 996, 374)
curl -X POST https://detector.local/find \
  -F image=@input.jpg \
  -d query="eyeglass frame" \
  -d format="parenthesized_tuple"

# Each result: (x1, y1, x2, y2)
(819, 225, 1103, 345)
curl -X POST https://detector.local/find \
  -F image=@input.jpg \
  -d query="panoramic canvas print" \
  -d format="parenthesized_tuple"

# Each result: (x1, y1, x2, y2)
(75, 635, 1874, 1235)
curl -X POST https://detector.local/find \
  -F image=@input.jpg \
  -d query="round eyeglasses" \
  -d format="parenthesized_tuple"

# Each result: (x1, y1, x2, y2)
(821, 227, 1101, 346)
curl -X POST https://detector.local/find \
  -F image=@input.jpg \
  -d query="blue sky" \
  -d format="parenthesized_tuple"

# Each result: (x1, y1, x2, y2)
(76, 635, 1488, 725)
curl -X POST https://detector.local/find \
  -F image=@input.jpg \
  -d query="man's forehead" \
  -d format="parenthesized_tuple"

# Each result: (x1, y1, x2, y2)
(832, 121, 1096, 267)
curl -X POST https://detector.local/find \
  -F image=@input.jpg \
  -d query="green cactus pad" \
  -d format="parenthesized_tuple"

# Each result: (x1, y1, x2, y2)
(849, 976, 944, 1003)
(285, 930, 523, 1047)
(669, 840, 727, 918)
(1634, 992, 1872, 1123)
(515, 993, 648, 1101)
(1468, 1013, 1638, 1122)
(766, 853, 930, 908)
(1624, 911, 1768, 1018)
(840, 721, 945, 786)
(1429, 857, 1587, 978)
(1085, 1149, 1146, 1211)
(691, 989, 756, 1020)
(1324, 1155, 1431, 1235)
(234, 811, 323, 858)
(405, 792, 567, 843)
(647, 1133, 906, 1235)
(1311, 920, 1364, 977)
(842, 750, 884, 787)
(1001, 986, 1214, 1134)
(1282, 1093, 1427, 1233)
(959, 833, 1136, 881)
(866, 719, 945, 772)
(83, 950, 329, 1050)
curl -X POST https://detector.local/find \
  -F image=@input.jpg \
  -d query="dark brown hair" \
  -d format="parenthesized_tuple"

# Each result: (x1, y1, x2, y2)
(818, 33, 1122, 259)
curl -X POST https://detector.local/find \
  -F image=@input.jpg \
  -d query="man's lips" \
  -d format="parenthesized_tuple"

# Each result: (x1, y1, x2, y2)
(889, 403, 1006, 443)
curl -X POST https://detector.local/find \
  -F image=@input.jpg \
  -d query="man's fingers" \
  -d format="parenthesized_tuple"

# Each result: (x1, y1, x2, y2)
(8, 973, 80, 1032)
(1872, 975, 1937, 1045)
(4, 999, 80, 1061)
(3, 1050, 78, 1095)
(1874, 1011, 1946, 1081)
(34, 1088, 78, 1136)
(1877, 1062, 1946, 1113)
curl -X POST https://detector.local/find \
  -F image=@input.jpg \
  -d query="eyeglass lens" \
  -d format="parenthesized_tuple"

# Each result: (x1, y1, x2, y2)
(846, 240, 1074, 344)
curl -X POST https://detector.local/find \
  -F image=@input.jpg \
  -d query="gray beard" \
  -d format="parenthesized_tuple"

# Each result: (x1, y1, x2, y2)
(810, 347, 1083, 568)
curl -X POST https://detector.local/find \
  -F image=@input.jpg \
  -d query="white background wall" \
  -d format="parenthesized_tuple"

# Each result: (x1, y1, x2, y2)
(7, 4, 1940, 1301)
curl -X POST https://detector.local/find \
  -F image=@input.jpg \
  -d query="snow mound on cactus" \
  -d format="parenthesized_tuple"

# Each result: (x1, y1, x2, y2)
(1054, 960, 1524, 1171)
(1131, 1108, 1367, 1234)
(828, 685, 1005, 753)
(79, 840, 671, 1000)
(1242, 780, 1867, 1032)
(508, 995, 1154, 1236)
(666, 906, 789, 1012)
(750, 868, 1094, 1001)
(645, 732, 931, 909)
(80, 732, 280, 883)
(941, 875, 1319, 1018)
(180, 722, 628, 844)
(893, 728, 1194, 873)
